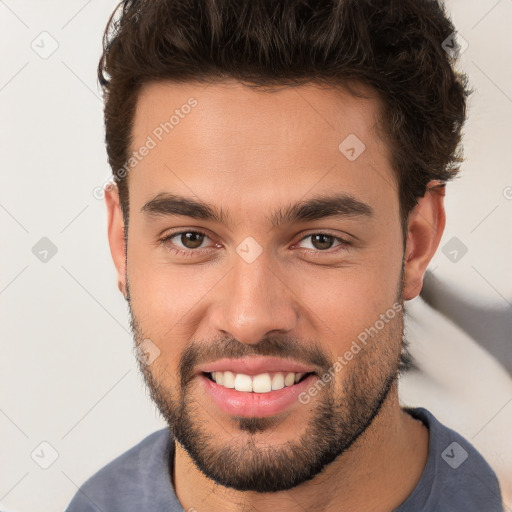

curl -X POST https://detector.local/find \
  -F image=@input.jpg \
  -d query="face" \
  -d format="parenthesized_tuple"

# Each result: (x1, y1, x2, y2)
(118, 80, 409, 492)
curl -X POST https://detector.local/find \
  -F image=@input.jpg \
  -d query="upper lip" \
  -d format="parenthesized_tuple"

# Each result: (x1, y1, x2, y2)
(197, 357, 316, 376)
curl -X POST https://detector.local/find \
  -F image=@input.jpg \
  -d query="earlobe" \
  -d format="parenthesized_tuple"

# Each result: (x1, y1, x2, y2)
(104, 185, 127, 298)
(402, 181, 446, 301)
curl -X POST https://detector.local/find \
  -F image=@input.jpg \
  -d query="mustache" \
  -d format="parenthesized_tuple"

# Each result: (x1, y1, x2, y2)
(178, 335, 332, 389)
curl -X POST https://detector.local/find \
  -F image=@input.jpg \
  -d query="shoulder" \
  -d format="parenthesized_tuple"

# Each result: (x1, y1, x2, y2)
(399, 407, 503, 511)
(64, 428, 175, 512)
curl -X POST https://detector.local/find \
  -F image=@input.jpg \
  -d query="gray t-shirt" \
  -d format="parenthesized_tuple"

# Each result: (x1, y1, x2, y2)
(65, 407, 504, 511)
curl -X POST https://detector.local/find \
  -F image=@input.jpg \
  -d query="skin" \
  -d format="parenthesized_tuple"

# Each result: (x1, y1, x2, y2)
(105, 79, 446, 511)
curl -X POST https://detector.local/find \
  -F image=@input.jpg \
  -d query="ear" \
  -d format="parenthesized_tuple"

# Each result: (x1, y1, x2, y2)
(403, 180, 446, 301)
(105, 184, 127, 298)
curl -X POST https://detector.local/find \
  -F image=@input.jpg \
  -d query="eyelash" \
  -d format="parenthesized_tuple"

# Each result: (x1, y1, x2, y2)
(158, 230, 351, 258)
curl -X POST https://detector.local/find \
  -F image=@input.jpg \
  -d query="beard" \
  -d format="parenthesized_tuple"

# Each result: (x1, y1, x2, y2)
(128, 308, 407, 493)
(126, 278, 411, 493)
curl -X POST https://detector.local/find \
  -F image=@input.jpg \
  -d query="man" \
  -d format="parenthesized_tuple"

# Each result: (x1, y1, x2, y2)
(66, 0, 504, 510)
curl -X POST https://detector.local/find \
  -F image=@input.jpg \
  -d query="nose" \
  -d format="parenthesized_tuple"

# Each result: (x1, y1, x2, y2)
(208, 248, 298, 345)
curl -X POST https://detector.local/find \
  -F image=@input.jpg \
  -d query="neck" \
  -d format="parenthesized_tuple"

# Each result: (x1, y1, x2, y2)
(172, 382, 429, 512)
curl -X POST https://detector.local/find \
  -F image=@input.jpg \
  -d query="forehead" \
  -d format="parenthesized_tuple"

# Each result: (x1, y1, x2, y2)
(128, 79, 397, 218)
(132, 79, 383, 151)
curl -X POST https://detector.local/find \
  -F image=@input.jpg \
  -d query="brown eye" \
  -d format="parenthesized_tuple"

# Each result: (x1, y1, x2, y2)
(159, 230, 213, 256)
(179, 231, 205, 249)
(295, 233, 351, 255)
(309, 234, 336, 250)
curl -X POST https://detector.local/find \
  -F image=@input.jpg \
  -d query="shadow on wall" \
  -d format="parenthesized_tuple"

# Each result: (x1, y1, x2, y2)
(421, 273, 512, 376)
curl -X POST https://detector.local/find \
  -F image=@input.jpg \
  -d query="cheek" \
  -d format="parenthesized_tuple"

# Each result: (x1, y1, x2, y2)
(291, 262, 403, 375)
(299, 261, 401, 331)
(127, 257, 220, 377)
(128, 237, 208, 322)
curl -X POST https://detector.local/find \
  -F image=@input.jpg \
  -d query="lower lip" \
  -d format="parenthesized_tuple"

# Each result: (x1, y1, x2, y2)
(200, 373, 317, 418)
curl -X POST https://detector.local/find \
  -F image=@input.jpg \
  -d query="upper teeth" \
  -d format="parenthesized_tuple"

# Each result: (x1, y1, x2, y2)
(211, 371, 306, 393)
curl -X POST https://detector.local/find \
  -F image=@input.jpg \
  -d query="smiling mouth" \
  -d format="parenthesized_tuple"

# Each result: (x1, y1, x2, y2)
(202, 370, 314, 393)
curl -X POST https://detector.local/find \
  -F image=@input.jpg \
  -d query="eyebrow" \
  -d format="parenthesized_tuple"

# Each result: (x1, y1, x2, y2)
(141, 192, 374, 227)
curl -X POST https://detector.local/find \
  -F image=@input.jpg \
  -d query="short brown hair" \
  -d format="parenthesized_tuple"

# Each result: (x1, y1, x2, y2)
(98, 0, 472, 232)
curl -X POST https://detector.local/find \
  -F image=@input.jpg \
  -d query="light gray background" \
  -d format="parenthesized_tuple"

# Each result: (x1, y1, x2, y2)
(1, 1, 511, 511)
